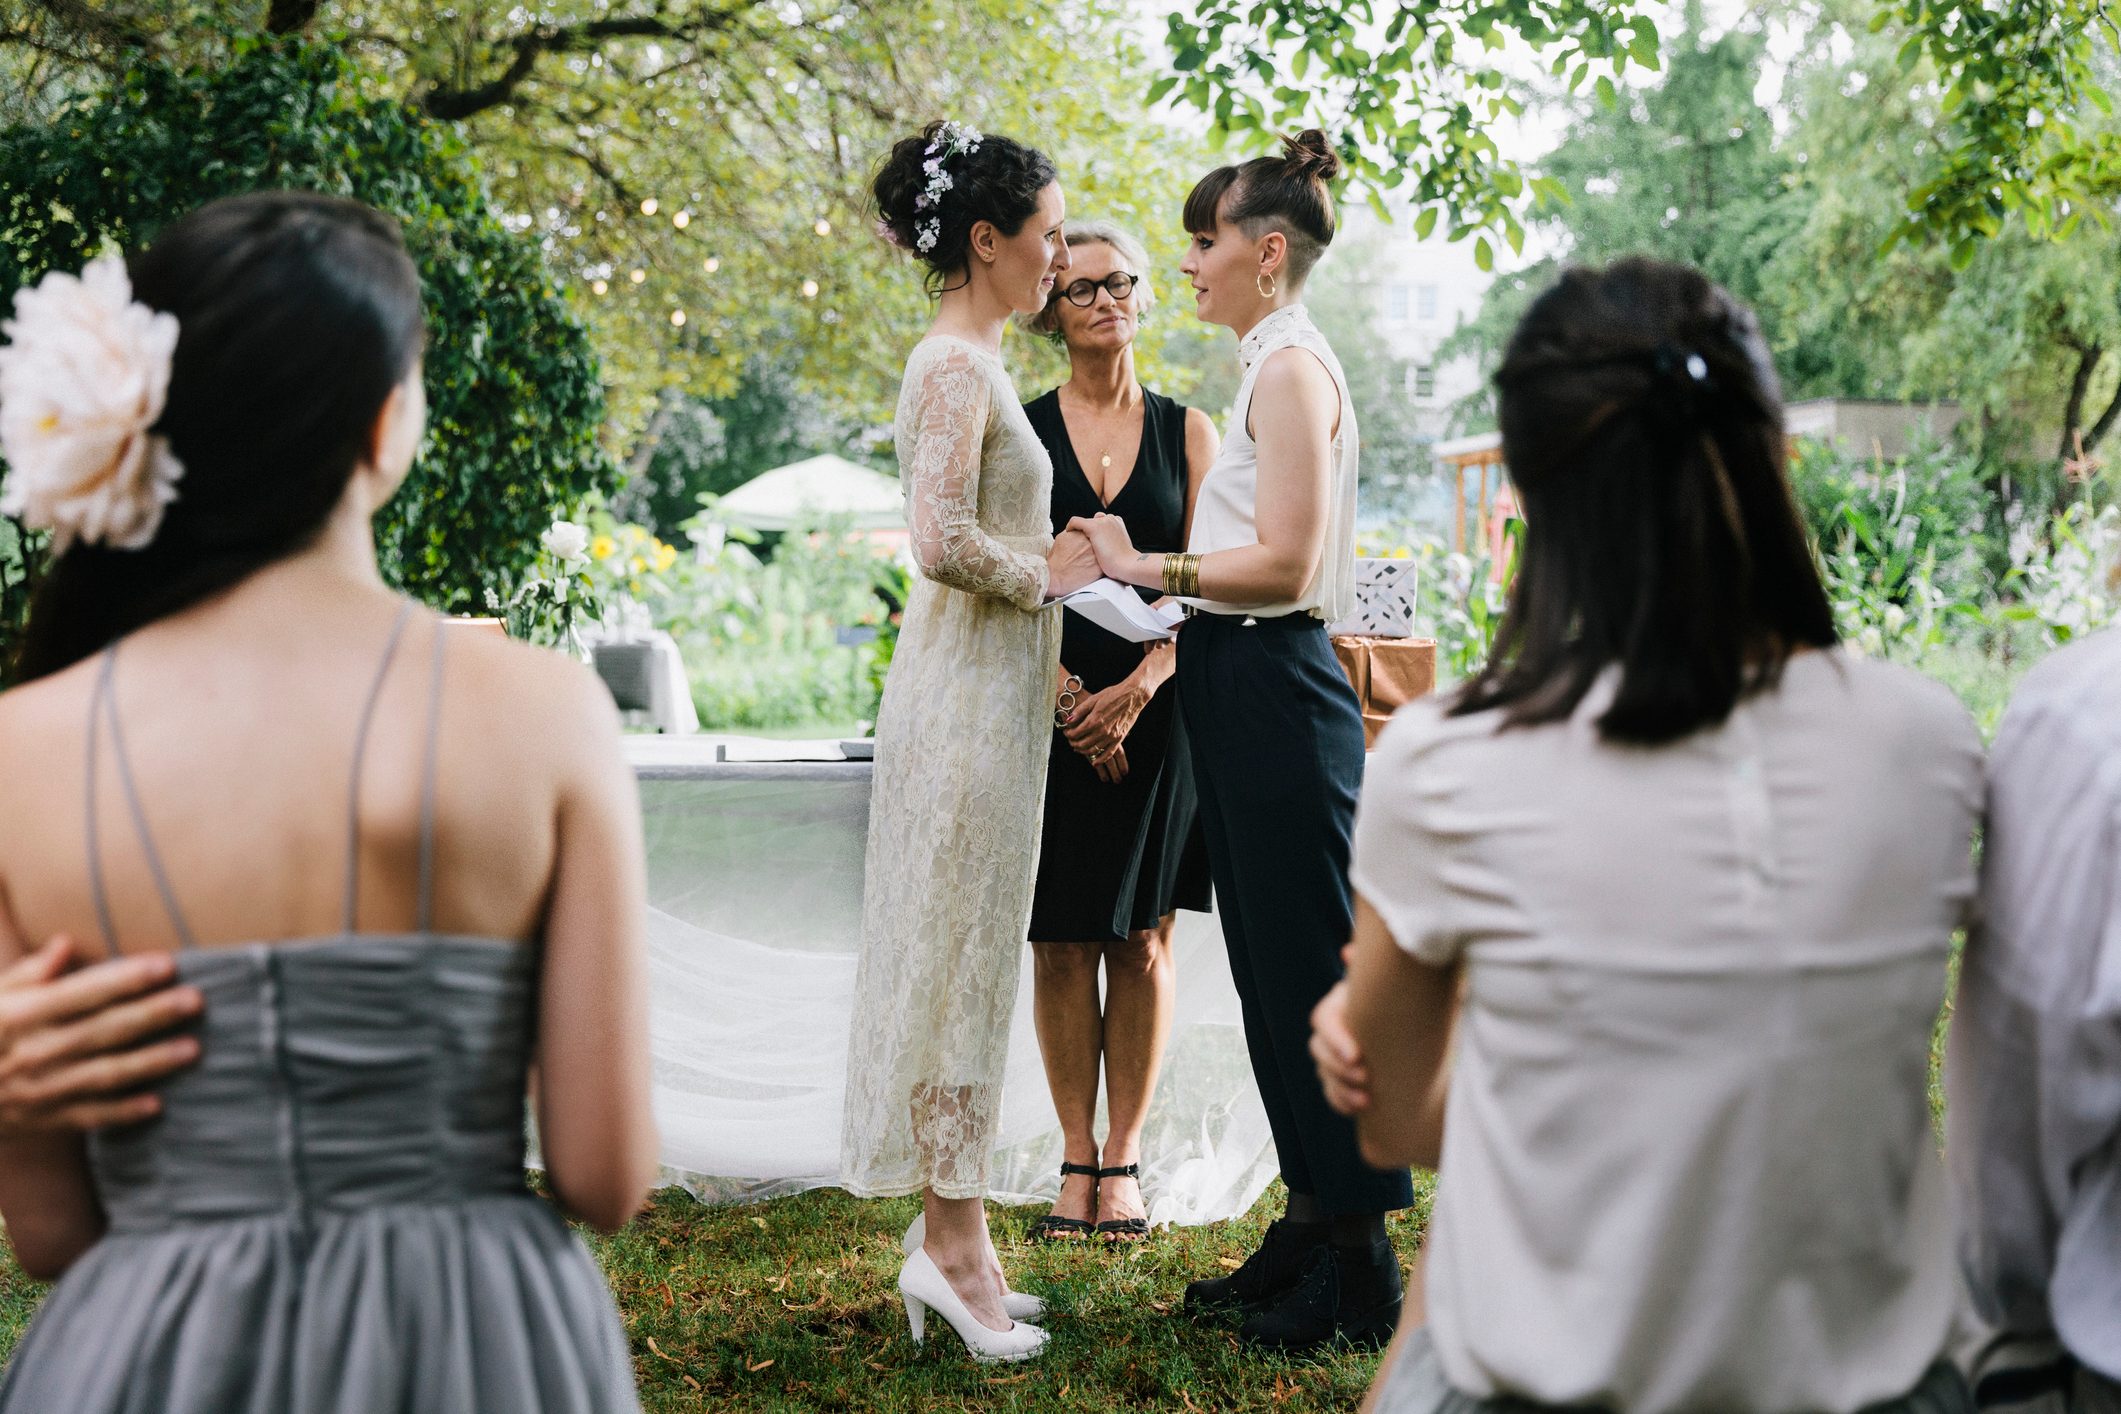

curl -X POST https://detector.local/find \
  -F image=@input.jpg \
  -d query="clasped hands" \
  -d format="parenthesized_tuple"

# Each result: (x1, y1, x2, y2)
(1044, 513, 1146, 601)
(1065, 513, 1139, 577)
(1044, 527, 1100, 600)
(1058, 674, 1150, 785)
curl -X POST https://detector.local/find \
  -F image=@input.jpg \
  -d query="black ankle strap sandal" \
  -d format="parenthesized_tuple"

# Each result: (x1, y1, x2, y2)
(1093, 1163, 1150, 1242)
(1027, 1162, 1099, 1242)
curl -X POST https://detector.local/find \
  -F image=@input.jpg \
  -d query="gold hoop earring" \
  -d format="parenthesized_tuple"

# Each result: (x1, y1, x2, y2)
(1256, 271, 1277, 298)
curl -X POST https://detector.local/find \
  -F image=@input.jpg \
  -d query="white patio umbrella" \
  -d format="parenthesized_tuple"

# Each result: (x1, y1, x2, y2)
(713, 454, 904, 532)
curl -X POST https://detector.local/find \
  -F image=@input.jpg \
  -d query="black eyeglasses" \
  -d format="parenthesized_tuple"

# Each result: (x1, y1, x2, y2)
(1052, 272, 1142, 307)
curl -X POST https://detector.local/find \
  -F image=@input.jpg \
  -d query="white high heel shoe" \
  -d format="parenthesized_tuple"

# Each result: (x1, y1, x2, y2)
(898, 1247, 1049, 1363)
(902, 1215, 1045, 1322)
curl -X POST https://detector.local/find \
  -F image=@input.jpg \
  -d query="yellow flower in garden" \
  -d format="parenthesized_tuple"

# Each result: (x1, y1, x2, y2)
(590, 534, 617, 561)
(630, 555, 647, 576)
(653, 541, 678, 573)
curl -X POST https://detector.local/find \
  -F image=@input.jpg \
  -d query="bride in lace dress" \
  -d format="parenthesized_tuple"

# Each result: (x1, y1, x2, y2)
(838, 123, 1097, 1361)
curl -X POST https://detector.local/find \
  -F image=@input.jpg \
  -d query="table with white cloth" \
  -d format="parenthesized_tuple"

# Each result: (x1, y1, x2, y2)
(625, 735, 1278, 1226)
(587, 630, 700, 735)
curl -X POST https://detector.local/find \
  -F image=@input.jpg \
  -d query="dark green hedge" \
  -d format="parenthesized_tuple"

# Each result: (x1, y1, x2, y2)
(0, 38, 613, 660)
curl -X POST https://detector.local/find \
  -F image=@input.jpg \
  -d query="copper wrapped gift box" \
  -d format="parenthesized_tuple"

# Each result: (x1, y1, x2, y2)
(1331, 636, 1437, 749)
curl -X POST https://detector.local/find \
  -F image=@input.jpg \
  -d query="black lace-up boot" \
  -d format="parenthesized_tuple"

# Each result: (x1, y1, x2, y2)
(1182, 1218, 1329, 1319)
(1237, 1239, 1403, 1354)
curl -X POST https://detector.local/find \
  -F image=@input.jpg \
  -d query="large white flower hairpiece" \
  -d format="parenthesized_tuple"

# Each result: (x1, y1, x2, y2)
(0, 254, 184, 552)
(912, 120, 984, 255)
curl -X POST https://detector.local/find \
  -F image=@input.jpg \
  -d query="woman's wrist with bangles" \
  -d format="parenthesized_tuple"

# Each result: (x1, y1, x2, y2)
(1160, 551, 1203, 598)
(1053, 673, 1084, 727)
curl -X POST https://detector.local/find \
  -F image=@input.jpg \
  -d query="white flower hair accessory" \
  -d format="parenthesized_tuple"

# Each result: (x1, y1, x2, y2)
(912, 120, 983, 255)
(0, 254, 185, 552)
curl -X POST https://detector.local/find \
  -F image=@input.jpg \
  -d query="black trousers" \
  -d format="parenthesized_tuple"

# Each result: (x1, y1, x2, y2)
(1178, 611, 1415, 1217)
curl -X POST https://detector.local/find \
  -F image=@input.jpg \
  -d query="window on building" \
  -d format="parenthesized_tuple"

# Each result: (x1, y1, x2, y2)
(1386, 283, 1409, 323)
(1416, 284, 1439, 321)
(1413, 362, 1437, 400)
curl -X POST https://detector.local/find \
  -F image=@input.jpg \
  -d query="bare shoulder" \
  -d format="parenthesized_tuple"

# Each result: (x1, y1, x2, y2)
(1257, 344, 1336, 397)
(1252, 347, 1339, 432)
(0, 654, 100, 779)
(443, 631, 624, 778)
(1183, 406, 1220, 468)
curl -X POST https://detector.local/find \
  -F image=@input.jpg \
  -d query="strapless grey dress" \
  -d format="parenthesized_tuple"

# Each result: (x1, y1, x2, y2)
(0, 608, 641, 1413)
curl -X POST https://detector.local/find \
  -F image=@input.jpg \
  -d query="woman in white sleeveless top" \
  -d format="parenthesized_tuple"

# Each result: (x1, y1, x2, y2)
(1072, 130, 1413, 1356)
(837, 122, 1096, 1364)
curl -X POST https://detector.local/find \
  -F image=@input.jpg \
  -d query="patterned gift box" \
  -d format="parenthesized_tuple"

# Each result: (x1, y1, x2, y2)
(1327, 557, 1419, 638)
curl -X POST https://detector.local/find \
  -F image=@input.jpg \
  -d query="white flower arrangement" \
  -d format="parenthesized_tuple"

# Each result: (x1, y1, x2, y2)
(911, 121, 983, 255)
(541, 518, 591, 566)
(488, 517, 603, 653)
(0, 255, 184, 552)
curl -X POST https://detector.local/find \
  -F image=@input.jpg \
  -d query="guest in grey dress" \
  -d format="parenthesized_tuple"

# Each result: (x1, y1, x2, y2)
(0, 192, 655, 1412)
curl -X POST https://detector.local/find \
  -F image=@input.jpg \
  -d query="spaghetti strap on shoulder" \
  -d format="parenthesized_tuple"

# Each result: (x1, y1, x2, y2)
(343, 601, 419, 934)
(78, 600, 434, 955)
(86, 644, 199, 954)
(83, 651, 123, 959)
(415, 615, 447, 935)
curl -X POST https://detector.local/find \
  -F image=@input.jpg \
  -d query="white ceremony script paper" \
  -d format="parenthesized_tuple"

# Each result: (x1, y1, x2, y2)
(1059, 577, 1185, 643)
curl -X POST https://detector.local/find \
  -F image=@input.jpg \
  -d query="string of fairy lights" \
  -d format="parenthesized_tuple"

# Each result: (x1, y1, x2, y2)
(583, 196, 832, 329)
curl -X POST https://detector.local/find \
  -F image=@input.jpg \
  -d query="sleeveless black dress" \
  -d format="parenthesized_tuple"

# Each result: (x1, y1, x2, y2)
(1024, 388, 1212, 942)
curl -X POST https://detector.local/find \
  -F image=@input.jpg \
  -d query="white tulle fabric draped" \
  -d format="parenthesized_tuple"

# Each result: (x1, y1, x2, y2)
(635, 761, 1278, 1224)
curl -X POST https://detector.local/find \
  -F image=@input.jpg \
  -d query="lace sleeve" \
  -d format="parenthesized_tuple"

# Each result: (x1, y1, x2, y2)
(899, 347, 1049, 611)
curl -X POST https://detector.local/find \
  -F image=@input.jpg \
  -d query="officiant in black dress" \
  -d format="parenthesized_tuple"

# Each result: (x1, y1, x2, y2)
(1020, 222, 1219, 1246)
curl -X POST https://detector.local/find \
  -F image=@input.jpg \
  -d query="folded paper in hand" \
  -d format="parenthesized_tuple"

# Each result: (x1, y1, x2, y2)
(1059, 577, 1185, 642)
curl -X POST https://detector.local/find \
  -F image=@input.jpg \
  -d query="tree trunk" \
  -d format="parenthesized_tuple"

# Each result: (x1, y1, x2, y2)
(2083, 376, 2121, 456)
(2059, 341, 2101, 462)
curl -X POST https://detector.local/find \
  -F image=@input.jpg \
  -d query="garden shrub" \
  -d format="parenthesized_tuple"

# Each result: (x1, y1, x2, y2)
(0, 38, 612, 675)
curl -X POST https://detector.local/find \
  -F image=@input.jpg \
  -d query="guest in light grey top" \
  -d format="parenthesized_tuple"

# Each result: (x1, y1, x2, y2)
(1314, 258, 1979, 1414)
(1354, 651, 1981, 1412)
(1950, 627, 2121, 1406)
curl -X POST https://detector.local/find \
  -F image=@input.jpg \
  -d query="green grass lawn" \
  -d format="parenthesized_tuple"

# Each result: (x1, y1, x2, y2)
(0, 1179, 1434, 1413)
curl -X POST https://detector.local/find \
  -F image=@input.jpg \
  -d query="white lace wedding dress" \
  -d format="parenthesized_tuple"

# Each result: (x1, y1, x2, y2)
(838, 335, 1063, 1199)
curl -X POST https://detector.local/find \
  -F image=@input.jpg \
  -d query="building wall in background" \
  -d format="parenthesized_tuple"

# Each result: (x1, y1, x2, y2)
(1349, 209, 1495, 445)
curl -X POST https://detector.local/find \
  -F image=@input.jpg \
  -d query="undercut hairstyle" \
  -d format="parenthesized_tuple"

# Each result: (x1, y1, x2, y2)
(1182, 129, 1343, 286)
(1450, 256, 1838, 746)
(17, 191, 425, 683)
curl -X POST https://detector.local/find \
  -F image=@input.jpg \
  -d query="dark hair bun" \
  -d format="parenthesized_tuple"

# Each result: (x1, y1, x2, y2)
(1281, 129, 1343, 184)
(872, 122, 1058, 285)
(1182, 128, 1343, 284)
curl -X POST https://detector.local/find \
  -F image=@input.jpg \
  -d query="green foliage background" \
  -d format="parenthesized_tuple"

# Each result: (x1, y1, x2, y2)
(0, 38, 612, 664)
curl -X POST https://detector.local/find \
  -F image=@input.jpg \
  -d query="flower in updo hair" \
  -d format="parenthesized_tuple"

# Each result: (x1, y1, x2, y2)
(0, 255, 184, 551)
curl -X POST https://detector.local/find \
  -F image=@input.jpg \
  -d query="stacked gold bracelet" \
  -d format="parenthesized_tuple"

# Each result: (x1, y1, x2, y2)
(1161, 552, 1203, 598)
